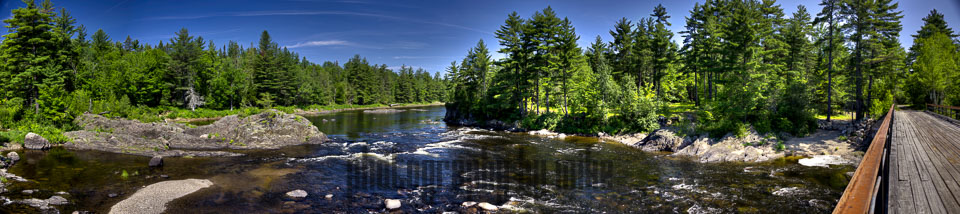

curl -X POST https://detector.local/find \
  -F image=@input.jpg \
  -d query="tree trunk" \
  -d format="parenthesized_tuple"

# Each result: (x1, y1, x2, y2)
(855, 51, 863, 121)
(535, 75, 540, 114)
(826, 6, 835, 122)
(867, 76, 873, 115)
(694, 65, 700, 107)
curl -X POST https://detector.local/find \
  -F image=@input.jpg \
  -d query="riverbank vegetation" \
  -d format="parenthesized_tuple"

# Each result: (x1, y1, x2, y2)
(446, 0, 959, 137)
(0, 0, 447, 143)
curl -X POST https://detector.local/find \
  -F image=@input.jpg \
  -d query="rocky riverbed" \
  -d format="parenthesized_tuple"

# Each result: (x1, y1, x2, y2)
(602, 119, 876, 164)
(0, 109, 330, 213)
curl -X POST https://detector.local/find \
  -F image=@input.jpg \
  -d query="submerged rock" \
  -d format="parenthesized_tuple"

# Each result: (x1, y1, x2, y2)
(24, 133, 51, 150)
(385, 199, 401, 209)
(149, 156, 163, 167)
(64, 110, 326, 157)
(286, 189, 308, 198)
(363, 109, 406, 114)
(15, 195, 70, 211)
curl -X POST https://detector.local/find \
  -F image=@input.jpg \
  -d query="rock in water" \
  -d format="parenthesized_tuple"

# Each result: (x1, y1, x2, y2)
(478, 202, 499, 211)
(109, 179, 213, 214)
(385, 199, 401, 209)
(24, 133, 51, 150)
(46, 196, 69, 205)
(7, 151, 19, 162)
(639, 129, 688, 152)
(149, 155, 163, 167)
(286, 189, 308, 198)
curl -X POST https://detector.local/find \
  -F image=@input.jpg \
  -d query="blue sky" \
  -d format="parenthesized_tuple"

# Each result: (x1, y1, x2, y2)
(2, 0, 959, 74)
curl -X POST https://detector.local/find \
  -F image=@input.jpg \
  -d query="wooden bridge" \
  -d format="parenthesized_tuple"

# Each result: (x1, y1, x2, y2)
(834, 104, 960, 214)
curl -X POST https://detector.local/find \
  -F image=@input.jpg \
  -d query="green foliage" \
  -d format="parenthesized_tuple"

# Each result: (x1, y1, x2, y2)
(0, 122, 70, 144)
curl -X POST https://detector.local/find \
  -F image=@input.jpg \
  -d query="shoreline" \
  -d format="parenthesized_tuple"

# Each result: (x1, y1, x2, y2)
(165, 102, 445, 123)
(451, 118, 871, 164)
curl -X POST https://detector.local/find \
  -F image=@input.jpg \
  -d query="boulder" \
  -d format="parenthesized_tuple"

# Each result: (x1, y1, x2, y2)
(478, 202, 499, 211)
(638, 129, 689, 152)
(24, 133, 51, 150)
(6, 152, 19, 162)
(148, 156, 163, 167)
(385, 199, 401, 209)
(286, 189, 308, 198)
(46, 195, 69, 205)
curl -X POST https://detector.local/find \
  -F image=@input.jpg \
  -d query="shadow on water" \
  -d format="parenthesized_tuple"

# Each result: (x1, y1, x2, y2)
(2, 105, 853, 213)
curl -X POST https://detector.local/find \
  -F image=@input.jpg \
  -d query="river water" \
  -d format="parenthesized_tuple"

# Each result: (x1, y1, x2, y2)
(3, 105, 853, 213)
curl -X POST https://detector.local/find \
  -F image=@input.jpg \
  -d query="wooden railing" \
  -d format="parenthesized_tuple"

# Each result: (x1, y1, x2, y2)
(926, 104, 960, 120)
(834, 104, 894, 214)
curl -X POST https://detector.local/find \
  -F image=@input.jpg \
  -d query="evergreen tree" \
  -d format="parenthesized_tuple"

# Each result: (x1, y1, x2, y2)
(0, 0, 61, 115)
(167, 28, 204, 107)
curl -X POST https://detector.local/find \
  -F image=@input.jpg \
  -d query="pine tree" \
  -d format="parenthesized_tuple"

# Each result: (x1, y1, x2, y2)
(650, 4, 676, 98)
(495, 11, 528, 117)
(254, 30, 279, 106)
(0, 0, 60, 115)
(815, 0, 842, 121)
(167, 28, 204, 107)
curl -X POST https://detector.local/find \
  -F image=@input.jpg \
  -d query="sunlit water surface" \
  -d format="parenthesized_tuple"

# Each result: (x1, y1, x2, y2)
(3, 106, 852, 213)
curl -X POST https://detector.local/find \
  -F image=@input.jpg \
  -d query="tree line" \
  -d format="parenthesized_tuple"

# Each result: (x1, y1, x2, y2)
(447, 0, 959, 136)
(0, 0, 448, 130)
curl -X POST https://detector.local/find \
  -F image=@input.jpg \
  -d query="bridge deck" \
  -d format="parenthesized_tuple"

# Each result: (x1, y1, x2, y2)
(889, 110, 960, 214)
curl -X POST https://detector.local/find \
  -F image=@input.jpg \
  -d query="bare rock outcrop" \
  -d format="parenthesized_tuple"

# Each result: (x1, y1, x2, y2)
(64, 109, 326, 157)
(637, 129, 690, 152)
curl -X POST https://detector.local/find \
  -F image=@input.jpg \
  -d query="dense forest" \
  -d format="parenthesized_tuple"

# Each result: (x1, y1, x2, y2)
(446, 0, 960, 136)
(1, 0, 959, 143)
(0, 0, 447, 142)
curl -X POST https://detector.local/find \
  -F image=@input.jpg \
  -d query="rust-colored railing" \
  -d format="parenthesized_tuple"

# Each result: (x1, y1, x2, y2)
(927, 104, 960, 120)
(833, 104, 894, 214)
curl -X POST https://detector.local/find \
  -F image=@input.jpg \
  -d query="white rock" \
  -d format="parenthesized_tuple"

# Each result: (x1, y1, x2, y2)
(285, 189, 308, 198)
(385, 199, 401, 209)
(461, 201, 477, 207)
(325, 194, 333, 199)
(798, 155, 852, 167)
(478, 202, 498, 211)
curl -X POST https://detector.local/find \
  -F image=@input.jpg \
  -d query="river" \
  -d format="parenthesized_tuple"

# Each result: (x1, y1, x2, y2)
(3, 105, 852, 213)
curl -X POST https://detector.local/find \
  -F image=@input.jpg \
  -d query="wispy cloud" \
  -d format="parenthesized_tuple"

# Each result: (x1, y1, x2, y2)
(141, 28, 243, 41)
(285, 0, 420, 9)
(392, 56, 449, 60)
(286, 40, 351, 48)
(145, 10, 491, 35)
(105, 0, 130, 13)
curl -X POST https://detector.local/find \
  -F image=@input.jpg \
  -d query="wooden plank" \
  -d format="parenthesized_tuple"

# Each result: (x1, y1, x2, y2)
(889, 118, 901, 214)
(907, 114, 948, 214)
(917, 112, 960, 207)
(916, 119, 960, 212)
(893, 113, 916, 214)
(902, 113, 931, 214)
